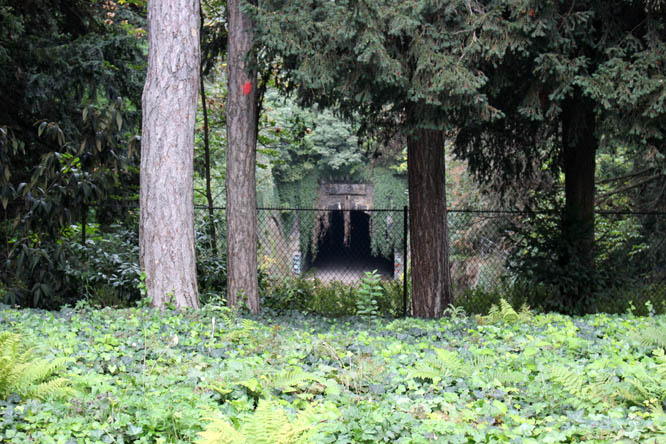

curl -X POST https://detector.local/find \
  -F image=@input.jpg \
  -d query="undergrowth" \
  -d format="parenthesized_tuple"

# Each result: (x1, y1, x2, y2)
(2, 305, 666, 442)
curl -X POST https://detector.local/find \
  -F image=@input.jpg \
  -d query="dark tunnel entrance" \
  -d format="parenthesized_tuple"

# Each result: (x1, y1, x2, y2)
(307, 210, 393, 283)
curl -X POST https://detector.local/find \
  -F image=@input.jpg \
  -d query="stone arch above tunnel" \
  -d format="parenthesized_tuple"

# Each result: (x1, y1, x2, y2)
(315, 181, 374, 249)
(317, 182, 374, 210)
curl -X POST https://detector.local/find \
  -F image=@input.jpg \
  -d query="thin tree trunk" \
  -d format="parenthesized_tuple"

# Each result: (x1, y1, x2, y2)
(407, 127, 452, 318)
(140, 0, 200, 310)
(226, 0, 259, 313)
(200, 9, 217, 256)
(561, 98, 597, 307)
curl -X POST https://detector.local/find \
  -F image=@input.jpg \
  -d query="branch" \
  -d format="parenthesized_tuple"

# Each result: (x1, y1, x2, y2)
(597, 174, 661, 201)
(595, 167, 654, 185)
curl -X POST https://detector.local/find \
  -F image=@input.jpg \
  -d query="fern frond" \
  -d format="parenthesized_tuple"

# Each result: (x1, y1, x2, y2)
(240, 319, 256, 331)
(462, 353, 494, 375)
(500, 299, 519, 323)
(518, 304, 533, 322)
(478, 299, 532, 325)
(434, 348, 463, 372)
(197, 400, 323, 444)
(271, 368, 323, 393)
(549, 364, 613, 410)
(0, 332, 71, 401)
(492, 370, 528, 385)
(476, 298, 534, 324)
(408, 348, 461, 384)
(486, 304, 500, 323)
(550, 364, 589, 398)
(409, 362, 448, 384)
(242, 400, 291, 444)
(633, 323, 666, 350)
(618, 350, 666, 412)
(20, 357, 72, 384)
(198, 416, 246, 444)
(27, 377, 71, 400)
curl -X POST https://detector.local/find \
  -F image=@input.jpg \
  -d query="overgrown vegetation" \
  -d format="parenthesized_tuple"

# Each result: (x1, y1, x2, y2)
(260, 275, 403, 318)
(3, 305, 666, 442)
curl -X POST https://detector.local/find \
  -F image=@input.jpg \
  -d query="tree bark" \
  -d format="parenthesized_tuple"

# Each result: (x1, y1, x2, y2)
(140, 0, 200, 310)
(560, 97, 597, 305)
(226, 0, 259, 313)
(407, 127, 452, 318)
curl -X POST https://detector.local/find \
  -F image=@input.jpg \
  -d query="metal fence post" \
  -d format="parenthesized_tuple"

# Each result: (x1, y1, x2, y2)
(82, 204, 87, 245)
(403, 205, 408, 317)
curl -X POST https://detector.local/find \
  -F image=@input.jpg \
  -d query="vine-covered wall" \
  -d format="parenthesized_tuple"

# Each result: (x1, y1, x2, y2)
(370, 167, 408, 258)
(275, 172, 320, 261)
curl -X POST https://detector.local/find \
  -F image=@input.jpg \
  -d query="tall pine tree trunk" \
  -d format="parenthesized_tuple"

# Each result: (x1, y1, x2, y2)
(407, 127, 452, 318)
(226, 0, 259, 313)
(140, 0, 200, 309)
(561, 98, 597, 308)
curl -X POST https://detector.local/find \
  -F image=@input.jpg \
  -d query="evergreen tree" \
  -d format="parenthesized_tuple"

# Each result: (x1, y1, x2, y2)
(454, 0, 666, 312)
(252, 0, 503, 317)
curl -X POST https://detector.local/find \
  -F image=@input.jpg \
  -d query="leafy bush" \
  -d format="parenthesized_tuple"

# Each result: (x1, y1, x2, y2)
(507, 209, 666, 315)
(197, 253, 227, 306)
(617, 348, 666, 412)
(2, 239, 79, 309)
(457, 280, 666, 318)
(195, 213, 227, 305)
(455, 282, 536, 315)
(61, 221, 228, 308)
(65, 224, 141, 307)
(595, 284, 666, 316)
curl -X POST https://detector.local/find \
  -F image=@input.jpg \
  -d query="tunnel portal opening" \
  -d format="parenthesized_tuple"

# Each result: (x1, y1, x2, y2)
(307, 210, 393, 283)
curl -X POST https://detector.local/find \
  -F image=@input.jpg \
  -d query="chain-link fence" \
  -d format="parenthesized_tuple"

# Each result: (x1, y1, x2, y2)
(251, 208, 666, 309)
(257, 207, 407, 283)
(77, 204, 665, 311)
(447, 209, 666, 297)
(448, 210, 515, 296)
(255, 207, 409, 315)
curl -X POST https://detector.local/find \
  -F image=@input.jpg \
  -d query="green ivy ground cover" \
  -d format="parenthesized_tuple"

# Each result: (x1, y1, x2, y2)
(2, 303, 666, 443)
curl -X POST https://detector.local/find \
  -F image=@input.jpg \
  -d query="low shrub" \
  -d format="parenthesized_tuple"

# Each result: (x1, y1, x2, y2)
(454, 282, 543, 315)
(456, 280, 666, 317)
(593, 283, 666, 316)
(65, 224, 141, 307)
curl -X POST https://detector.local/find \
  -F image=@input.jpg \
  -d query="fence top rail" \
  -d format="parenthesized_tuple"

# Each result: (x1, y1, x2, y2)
(255, 206, 406, 212)
(81, 202, 666, 216)
(242, 207, 666, 216)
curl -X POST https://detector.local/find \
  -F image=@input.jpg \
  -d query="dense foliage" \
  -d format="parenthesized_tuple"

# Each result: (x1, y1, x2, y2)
(453, 0, 666, 311)
(0, 0, 146, 307)
(3, 305, 666, 442)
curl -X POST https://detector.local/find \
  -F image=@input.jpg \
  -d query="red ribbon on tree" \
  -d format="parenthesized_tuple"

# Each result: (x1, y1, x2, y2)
(243, 81, 252, 96)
